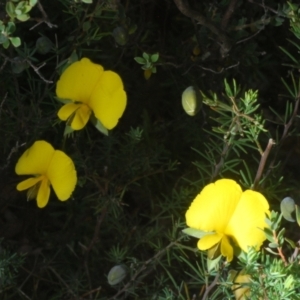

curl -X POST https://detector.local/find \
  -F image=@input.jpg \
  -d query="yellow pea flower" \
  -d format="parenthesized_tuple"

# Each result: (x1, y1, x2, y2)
(232, 272, 252, 300)
(186, 179, 270, 262)
(15, 141, 77, 208)
(56, 57, 127, 131)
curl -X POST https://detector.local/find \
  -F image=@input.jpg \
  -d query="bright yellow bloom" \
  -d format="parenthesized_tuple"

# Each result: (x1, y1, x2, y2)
(56, 57, 127, 131)
(15, 141, 77, 208)
(232, 273, 251, 300)
(186, 179, 269, 262)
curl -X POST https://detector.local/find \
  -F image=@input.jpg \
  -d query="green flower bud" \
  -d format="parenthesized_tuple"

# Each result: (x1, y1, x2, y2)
(112, 26, 128, 46)
(281, 197, 295, 222)
(181, 86, 202, 116)
(107, 264, 127, 285)
(36, 37, 53, 55)
(11, 57, 28, 74)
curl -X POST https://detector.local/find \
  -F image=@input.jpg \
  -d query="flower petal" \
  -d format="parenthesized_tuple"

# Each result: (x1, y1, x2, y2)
(225, 190, 270, 252)
(15, 141, 54, 175)
(220, 235, 234, 262)
(71, 104, 91, 130)
(58, 103, 91, 130)
(186, 179, 242, 232)
(47, 150, 77, 201)
(56, 58, 104, 103)
(232, 273, 251, 300)
(36, 177, 51, 208)
(57, 103, 81, 121)
(89, 70, 127, 129)
(16, 176, 42, 191)
(197, 233, 222, 250)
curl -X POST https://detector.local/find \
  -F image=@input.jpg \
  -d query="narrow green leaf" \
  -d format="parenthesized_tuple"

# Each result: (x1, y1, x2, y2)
(285, 237, 296, 248)
(265, 247, 279, 255)
(268, 242, 279, 248)
(264, 227, 274, 242)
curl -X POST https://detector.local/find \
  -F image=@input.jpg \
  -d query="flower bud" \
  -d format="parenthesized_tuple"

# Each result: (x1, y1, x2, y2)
(112, 26, 128, 46)
(107, 264, 127, 285)
(181, 86, 202, 116)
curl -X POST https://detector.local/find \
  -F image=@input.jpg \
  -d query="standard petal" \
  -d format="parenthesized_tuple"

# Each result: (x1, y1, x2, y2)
(16, 176, 42, 191)
(89, 70, 127, 129)
(220, 235, 234, 262)
(56, 58, 104, 103)
(47, 150, 77, 201)
(197, 233, 222, 250)
(57, 103, 81, 121)
(15, 141, 54, 175)
(186, 179, 243, 232)
(225, 190, 270, 252)
(36, 177, 51, 208)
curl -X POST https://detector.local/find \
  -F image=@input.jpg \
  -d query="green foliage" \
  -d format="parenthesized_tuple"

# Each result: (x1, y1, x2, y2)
(2, 0, 300, 299)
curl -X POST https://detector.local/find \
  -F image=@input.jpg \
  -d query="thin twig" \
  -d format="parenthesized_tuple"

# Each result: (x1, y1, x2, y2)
(0, 52, 53, 84)
(30, 0, 57, 30)
(202, 273, 220, 300)
(0, 141, 26, 170)
(26, 60, 53, 84)
(264, 97, 300, 180)
(221, 0, 239, 29)
(253, 138, 275, 188)
(0, 57, 8, 72)
(173, 0, 232, 57)
(109, 237, 184, 300)
(211, 141, 231, 182)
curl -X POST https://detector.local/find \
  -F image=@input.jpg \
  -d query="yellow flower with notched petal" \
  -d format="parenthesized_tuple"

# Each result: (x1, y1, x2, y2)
(186, 179, 269, 262)
(56, 57, 127, 131)
(15, 141, 77, 208)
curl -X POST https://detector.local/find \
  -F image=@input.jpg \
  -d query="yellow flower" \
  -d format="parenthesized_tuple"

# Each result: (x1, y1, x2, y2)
(56, 57, 127, 131)
(15, 141, 77, 208)
(232, 272, 252, 300)
(185, 179, 269, 262)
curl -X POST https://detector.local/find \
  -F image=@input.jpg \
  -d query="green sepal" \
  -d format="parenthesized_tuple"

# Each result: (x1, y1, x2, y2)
(64, 125, 75, 137)
(55, 97, 74, 104)
(182, 228, 214, 239)
(90, 114, 108, 136)
(207, 254, 222, 272)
